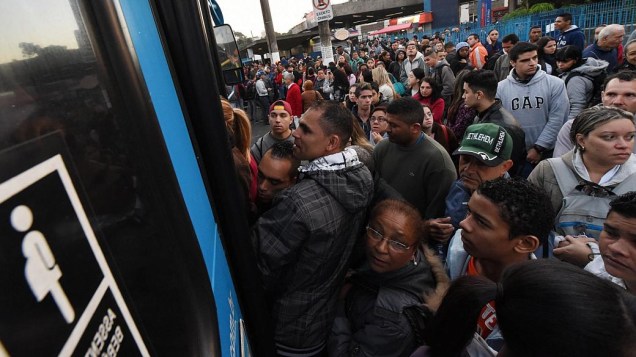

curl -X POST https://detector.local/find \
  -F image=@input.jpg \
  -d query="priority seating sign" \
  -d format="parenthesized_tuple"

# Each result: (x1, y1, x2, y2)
(0, 136, 149, 356)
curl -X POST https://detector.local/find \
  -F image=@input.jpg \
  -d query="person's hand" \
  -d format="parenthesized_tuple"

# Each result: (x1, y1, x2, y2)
(526, 148, 542, 164)
(424, 217, 454, 243)
(371, 131, 384, 144)
(553, 235, 596, 267)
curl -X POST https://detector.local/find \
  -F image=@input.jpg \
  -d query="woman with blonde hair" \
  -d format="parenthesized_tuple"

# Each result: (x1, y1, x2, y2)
(372, 66, 397, 103)
(221, 98, 257, 208)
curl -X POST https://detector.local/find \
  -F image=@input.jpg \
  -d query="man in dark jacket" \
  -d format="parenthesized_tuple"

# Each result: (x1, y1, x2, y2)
(555, 13, 585, 51)
(252, 101, 373, 357)
(462, 70, 526, 176)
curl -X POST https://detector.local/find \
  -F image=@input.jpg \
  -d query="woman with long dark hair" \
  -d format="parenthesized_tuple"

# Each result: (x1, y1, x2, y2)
(536, 36, 558, 75)
(413, 77, 445, 123)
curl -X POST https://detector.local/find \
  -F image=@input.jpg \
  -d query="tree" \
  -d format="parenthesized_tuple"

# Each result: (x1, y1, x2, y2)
(19, 42, 42, 58)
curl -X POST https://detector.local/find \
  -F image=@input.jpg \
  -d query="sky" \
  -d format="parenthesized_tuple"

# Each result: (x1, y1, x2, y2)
(215, 0, 349, 37)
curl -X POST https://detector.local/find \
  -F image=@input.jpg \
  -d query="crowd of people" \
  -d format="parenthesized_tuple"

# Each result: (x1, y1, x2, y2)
(223, 12, 636, 357)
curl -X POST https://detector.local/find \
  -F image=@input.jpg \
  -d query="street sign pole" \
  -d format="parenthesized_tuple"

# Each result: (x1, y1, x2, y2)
(313, 0, 334, 65)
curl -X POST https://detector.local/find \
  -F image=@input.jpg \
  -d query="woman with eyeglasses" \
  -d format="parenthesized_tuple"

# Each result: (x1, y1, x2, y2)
(528, 106, 636, 265)
(329, 199, 448, 357)
(370, 106, 389, 145)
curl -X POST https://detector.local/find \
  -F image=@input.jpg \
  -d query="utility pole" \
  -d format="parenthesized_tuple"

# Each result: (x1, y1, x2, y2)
(508, 0, 517, 12)
(259, 0, 280, 63)
(318, 20, 334, 65)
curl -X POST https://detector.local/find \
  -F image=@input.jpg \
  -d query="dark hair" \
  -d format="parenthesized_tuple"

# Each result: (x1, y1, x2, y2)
(468, 33, 480, 41)
(369, 81, 380, 93)
(508, 42, 538, 61)
(477, 178, 555, 244)
(555, 45, 583, 68)
(497, 259, 636, 357)
(603, 70, 636, 90)
(265, 141, 300, 177)
(424, 47, 437, 58)
(463, 70, 498, 99)
(420, 77, 442, 102)
(411, 67, 426, 82)
(362, 69, 373, 83)
(342, 63, 354, 76)
(355, 82, 373, 97)
(307, 67, 315, 76)
(430, 260, 636, 357)
(501, 33, 519, 44)
(426, 275, 496, 357)
(608, 191, 636, 219)
(557, 12, 573, 23)
(444, 42, 455, 50)
(535, 36, 556, 59)
(530, 25, 541, 31)
(386, 97, 425, 126)
(308, 101, 354, 149)
(369, 199, 424, 242)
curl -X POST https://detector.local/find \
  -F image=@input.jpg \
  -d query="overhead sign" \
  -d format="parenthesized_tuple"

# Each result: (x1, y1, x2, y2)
(312, 0, 333, 22)
(0, 135, 149, 356)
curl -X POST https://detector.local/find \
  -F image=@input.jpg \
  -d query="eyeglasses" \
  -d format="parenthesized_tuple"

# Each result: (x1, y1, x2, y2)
(366, 226, 411, 252)
(370, 116, 386, 122)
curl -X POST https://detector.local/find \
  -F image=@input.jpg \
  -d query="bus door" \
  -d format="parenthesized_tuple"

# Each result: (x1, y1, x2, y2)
(0, 0, 270, 355)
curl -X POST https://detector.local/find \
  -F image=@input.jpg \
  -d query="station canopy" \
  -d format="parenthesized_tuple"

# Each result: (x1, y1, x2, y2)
(369, 23, 412, 35)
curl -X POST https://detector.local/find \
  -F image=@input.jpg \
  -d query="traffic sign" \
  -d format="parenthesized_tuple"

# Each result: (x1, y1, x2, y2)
(312, 0, 333, 22)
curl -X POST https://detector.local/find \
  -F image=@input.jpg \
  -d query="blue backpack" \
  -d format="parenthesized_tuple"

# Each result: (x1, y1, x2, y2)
(389, 73, 406, 96)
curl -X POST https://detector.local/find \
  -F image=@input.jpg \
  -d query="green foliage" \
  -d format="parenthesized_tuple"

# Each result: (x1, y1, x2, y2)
(501, 8, 530, 21)
(529, 3, 555, 13)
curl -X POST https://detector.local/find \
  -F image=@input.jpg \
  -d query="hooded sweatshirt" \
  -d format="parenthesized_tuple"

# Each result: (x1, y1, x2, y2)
(559, 57, 609, 121)
(400, 51, 427, 88)
(496, 66, 569, 150)
(431, 59, 456, 100)
(252, 147, 374, 353)
(557, 25, 585, 52)
(557, 25, 586, 52)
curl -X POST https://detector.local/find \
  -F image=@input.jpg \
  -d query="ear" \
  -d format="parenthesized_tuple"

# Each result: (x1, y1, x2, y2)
(499, 159, 514, 175)
(575, 133, 586, 148)
(509, 59, 516, 68)
(411, 122, 422, 134)
(326, 134, 341, 152)
(512, 235, 540, 255)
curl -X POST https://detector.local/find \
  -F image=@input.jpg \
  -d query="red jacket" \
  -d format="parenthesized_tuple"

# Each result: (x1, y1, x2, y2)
(286, 83, 303, 117)
(412, 93, 445, 124)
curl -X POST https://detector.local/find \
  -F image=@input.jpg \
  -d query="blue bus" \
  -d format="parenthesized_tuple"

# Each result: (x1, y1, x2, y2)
(0, 0, 273, 355)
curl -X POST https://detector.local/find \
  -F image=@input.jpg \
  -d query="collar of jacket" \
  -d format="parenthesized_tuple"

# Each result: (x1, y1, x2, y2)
(299, 147, 361, 173)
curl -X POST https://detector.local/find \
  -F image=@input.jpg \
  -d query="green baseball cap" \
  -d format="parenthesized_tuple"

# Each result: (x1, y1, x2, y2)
(453, 123, 513, 167)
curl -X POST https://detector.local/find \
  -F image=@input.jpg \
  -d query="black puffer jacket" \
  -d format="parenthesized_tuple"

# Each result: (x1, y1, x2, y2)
(328, 248, 447, 356)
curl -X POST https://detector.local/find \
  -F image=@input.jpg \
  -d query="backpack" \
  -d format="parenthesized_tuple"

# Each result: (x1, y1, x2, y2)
(483, 51, 502, 71)
(564, 71, 607, 108)
(244, 81, 257, 100)
(433, 63, 450, 86)
(548, 157, 636, 238)
(389, 73, 407, 96)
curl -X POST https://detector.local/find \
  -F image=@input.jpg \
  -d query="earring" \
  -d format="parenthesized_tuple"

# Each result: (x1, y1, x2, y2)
(412, 255, 418, 266)
(580, 145, 585, 152)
